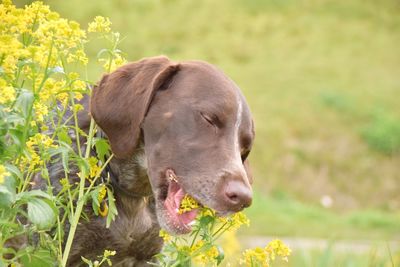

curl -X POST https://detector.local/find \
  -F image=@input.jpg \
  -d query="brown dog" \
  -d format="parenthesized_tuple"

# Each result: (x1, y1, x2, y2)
(67, 56, 255, 266)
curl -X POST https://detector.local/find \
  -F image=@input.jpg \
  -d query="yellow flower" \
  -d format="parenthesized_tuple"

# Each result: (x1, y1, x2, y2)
(98, 202, 108, 217)
(21, 133, 57, 171)
(193, 241, 220, 266)
(0, 165, 10, 184)
(33, 102, 49, 123)
(191, 240, 205, 253)
(98, 184, 107, 203)
(1, 0, 12, 8)
(88, 16, 111, 33)
(0, 80, 16, 104)
(66, 49, 88, 65)
(242, 247, 269, 267)
(88, 157, 102, 179)
(178, 194, 199, 214)
(60, 178, 69, 189)
(1, 55, 18, 76)
(228, 212, 250, 231)
(240, 239, 291, 266)
(96, 185, 108, 217)
(99, 53, 126, 72)
(159, 229, 172, 243)
(200, 246, 219, 262)
(199, 207, 216, 217)
(68, 72, 80, 80)
(72, 103, 84, 112)
(103, 250, 116, 257)
(264, 239, 291, 262)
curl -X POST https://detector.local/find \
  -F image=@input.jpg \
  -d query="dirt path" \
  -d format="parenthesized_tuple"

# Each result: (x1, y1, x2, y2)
(240, 236, 400, 253)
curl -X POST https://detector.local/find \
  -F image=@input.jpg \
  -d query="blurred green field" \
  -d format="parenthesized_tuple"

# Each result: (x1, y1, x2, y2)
(36, 0, 400, 209)
(16, 0, 400, 264)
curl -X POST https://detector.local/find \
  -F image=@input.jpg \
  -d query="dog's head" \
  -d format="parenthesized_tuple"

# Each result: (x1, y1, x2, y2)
(91, 56, 254, 234)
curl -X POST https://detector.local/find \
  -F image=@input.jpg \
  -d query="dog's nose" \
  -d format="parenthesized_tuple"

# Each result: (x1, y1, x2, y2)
(223, 180, 252, 211)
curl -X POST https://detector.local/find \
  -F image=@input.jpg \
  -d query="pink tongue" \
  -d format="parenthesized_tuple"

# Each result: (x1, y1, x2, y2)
(174, 188, 185, 208)
(179, 209, 198, 225)
(166, 181, 199, 225)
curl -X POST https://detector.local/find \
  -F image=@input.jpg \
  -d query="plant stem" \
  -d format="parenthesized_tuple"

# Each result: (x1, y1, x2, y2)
(61, 118, 95, 267)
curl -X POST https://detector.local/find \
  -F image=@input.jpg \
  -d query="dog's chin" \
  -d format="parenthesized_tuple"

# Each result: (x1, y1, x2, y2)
(155, 205, 196, 235)
(153, 169, 237, 235)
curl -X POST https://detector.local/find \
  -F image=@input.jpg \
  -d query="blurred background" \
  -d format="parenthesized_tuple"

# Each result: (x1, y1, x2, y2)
(16, 0, 400, 265)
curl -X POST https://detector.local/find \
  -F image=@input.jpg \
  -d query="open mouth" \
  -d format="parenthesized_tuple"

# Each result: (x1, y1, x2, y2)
(161, 169, 200, 234)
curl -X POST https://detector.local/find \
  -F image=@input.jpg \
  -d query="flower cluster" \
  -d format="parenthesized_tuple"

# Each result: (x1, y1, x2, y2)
(0, 1, 123, 266)
(159, 197, 289, 266)
(88, 16, 111, 33)
(20, 133, 58, 172)
(82, 249, 116, 267)
(0, 1, 87, 76)
(241, 239, 291, 267)
(178, 194, 199, 214)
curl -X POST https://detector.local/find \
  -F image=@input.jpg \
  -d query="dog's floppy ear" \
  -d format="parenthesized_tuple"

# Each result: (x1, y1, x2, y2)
(90, 56, 180, 159)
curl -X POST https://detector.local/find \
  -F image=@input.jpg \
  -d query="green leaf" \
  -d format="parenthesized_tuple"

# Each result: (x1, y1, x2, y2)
(8, 128, 24, 147)
(27, 198, 57, 230)
(93, 137, 110, 163)
(15, 89, 34, 118)
(0, 175, 16, 208)
(215, 245, 225, 265)
(106, 188, 118, 228)
(3, 113, 25, 125)
(90, 186, 101, 216)
(199, 215, 214, 227)
(48, 145, 72, 172)
(20, 248, 56, 267)
(57, 127, 72, 145)
(75, 157, 90, 178)
(4, 163, 22, 181)
(80, 256, 93, 267)
(17, 190, 53, 202)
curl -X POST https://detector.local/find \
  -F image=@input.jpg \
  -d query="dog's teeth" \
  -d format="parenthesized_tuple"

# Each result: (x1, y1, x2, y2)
(168, 174, 177, 182)
(188, 221, 196, 226)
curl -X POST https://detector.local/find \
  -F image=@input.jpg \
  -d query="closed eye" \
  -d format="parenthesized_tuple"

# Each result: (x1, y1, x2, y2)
(200, 112, 215, 127)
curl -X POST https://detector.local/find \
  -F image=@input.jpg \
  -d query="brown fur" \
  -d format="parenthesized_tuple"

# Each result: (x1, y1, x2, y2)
(56, 56, 254, 266)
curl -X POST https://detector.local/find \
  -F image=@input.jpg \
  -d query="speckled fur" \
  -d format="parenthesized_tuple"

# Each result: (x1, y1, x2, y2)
(30, 95, 163, 266)
(65, 147, 163, 267)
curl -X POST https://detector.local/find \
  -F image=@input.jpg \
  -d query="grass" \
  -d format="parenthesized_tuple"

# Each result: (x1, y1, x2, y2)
(242, 191, 400, 241)
(15, 0, 400, 258)
(275, 246, 399, 267)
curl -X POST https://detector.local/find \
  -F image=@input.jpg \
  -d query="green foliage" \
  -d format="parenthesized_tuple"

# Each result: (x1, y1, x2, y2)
(319, 91, 352, 113)
(275, 244, 400, 267)
(320, 91, 400, 155)
(361, 110, 400, 155)
(244, 192, 400, 240)
(0, 2, 123, 265)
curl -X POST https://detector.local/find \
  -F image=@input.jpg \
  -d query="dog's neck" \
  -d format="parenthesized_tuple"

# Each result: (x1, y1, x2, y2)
(107, 144, 153, 199)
